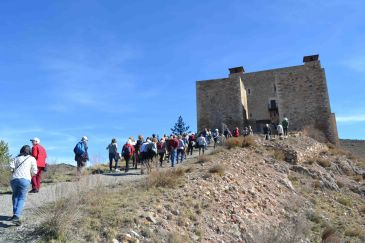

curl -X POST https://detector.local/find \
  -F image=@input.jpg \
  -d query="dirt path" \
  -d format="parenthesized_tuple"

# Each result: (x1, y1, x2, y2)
(0, 169, 144, 242)
(0, 146, 213, 242)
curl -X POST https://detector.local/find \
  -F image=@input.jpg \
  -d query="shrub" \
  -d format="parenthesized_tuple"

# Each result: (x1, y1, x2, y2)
(338, 197, 351, 207)
(288, 175, 298, 182)
(305, 158, 315, 165)
(322, 227, 341, 243)
(168, 232, 187, 243)
(208, 164, 225, 176)
(88, 163, 109, 174)
(0, 140, 11, 188)
(306, 210, 323, 224)
(196, 155, 210, 164)
(353, 175, 363, 182)
(241, 136, 256, 148)
(35, 197, 81, 241)
(226, 137, 242, 149)
(313, 180, 322, 189)
(336, 180, 345, 188)
(226, 136, 256, 149)
(358, 205, 365, 214)
(317, 158, 331, 168)
(344, 226, 365, 238)
(145, 167, 185, 189)
(273, 150, 285, 161)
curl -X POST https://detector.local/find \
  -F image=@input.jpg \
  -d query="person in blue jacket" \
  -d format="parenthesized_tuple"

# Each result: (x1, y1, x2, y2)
(74, 136, 89, 175)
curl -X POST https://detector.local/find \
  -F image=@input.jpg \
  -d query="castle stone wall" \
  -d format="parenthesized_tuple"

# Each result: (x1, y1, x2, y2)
(196, 56, 339, 144)
(196, 77, 246, 132)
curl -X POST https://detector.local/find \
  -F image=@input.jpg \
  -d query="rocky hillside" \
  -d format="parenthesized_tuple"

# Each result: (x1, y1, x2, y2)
(4, 135, 365, 243)
(340, 139, 365, 159)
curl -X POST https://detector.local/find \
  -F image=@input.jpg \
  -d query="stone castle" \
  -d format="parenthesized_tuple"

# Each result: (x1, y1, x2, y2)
(196, 55, 339, 144)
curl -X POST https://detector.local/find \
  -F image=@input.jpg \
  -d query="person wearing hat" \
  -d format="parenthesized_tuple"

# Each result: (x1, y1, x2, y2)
(282, 117, 289, 137)
(30, 137, 47, 193)
(213, 129, 220, 148)
(74, 136, 89, 175)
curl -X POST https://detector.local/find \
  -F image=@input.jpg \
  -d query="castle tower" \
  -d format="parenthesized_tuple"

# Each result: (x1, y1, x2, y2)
(196, 55, 339, 144)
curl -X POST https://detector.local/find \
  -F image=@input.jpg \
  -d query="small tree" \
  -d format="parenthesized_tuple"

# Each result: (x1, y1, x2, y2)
(0, 140, 12, 187)
(171, 116, 191, 135)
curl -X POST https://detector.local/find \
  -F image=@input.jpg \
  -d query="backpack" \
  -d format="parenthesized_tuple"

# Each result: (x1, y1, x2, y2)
(122, 145, 131, 157)
(157, 142, 163, 150)
(73, 142, 83, 155)
(172, 139, 179, 148)
(147, 143, 157, 155)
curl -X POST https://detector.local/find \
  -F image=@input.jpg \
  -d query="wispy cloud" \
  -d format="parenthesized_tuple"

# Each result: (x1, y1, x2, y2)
(337, 115, 365, 123)
(343, 56, 365, 73)
(38, 42, 143, 113)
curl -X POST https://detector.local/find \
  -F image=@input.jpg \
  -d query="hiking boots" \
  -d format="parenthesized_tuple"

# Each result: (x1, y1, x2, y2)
(12, 216, 21, 226)
(29, 189, 39, 193)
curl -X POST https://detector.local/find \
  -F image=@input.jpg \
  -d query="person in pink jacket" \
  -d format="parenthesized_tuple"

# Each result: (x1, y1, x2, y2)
(30, 137, 47, 193)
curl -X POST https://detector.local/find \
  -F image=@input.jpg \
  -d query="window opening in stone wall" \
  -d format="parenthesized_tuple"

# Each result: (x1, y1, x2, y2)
(268, 99, 279, 124)
(274, 84, 277, 92)
(247, 89, 251, 95)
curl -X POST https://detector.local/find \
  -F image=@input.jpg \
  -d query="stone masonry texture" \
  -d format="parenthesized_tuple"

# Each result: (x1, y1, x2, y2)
(196, 55, 339, 144)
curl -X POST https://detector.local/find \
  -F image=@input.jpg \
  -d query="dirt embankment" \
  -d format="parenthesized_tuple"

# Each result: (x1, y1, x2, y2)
(1, 135, 365, 243)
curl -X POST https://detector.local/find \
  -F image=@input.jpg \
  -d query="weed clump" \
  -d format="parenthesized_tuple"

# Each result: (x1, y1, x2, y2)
(146, 168, 185, 189)
(35, 197, 81, 241)
(317, 158, 331, 168)
(337, 197, 351, 207)
(208, 164, 225, 176)
(272, 150, 285, 161)
(226, 136, 256, 149)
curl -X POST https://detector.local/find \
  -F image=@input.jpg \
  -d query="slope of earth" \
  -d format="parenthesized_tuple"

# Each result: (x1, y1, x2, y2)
(1, 135, 365, 242)
(340, 139, 365, 159)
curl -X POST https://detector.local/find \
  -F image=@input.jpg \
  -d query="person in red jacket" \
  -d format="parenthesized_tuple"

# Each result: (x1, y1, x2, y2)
(30, 137, 47, 193)
(233, 127, 240, 137)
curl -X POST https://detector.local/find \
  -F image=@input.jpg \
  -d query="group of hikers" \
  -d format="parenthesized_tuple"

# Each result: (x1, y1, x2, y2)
(263, 117, 290, 140)
(7, 117, 290, 226)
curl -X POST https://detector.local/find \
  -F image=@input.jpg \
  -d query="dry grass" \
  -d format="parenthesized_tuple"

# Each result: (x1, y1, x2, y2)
(272, 150, 285, 161)
(326, 144, 351, 157)
(337, 197, 351, 207)
(196, 155, 211, 164)
(35, 197, 81, 241)
(317, 158, 331, 168)
(313, 180, 322, 189)
(358, 205, 365, 214)
(226, 136, 256, 149)
(336, 180, 345, 188)
(302, 125, 328, 143)
(208, 164, 225, 176)
(168, 232, 188, 243)
(210, 147, 227, 155)
(146, 167, 185, 189)
(241, 136, 256, 147)
(42, 164, 77, 184)
(352, 175, 363, 182)
(305, 158, 315, 165)
(344, 226, 365, 238)
(322, 227, 341, 243)
(88, 163, 110, 174)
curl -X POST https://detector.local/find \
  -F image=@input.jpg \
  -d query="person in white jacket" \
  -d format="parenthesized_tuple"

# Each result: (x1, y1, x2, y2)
(277, 124, 284, 138)
(9, 145, 37, 226)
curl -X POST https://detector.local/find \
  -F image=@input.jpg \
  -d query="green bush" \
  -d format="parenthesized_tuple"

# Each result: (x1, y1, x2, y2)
(0, 140, 12, 187)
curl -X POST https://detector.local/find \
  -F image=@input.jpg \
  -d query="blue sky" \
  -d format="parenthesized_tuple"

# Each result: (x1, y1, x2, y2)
(0, 0, 364, 163)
